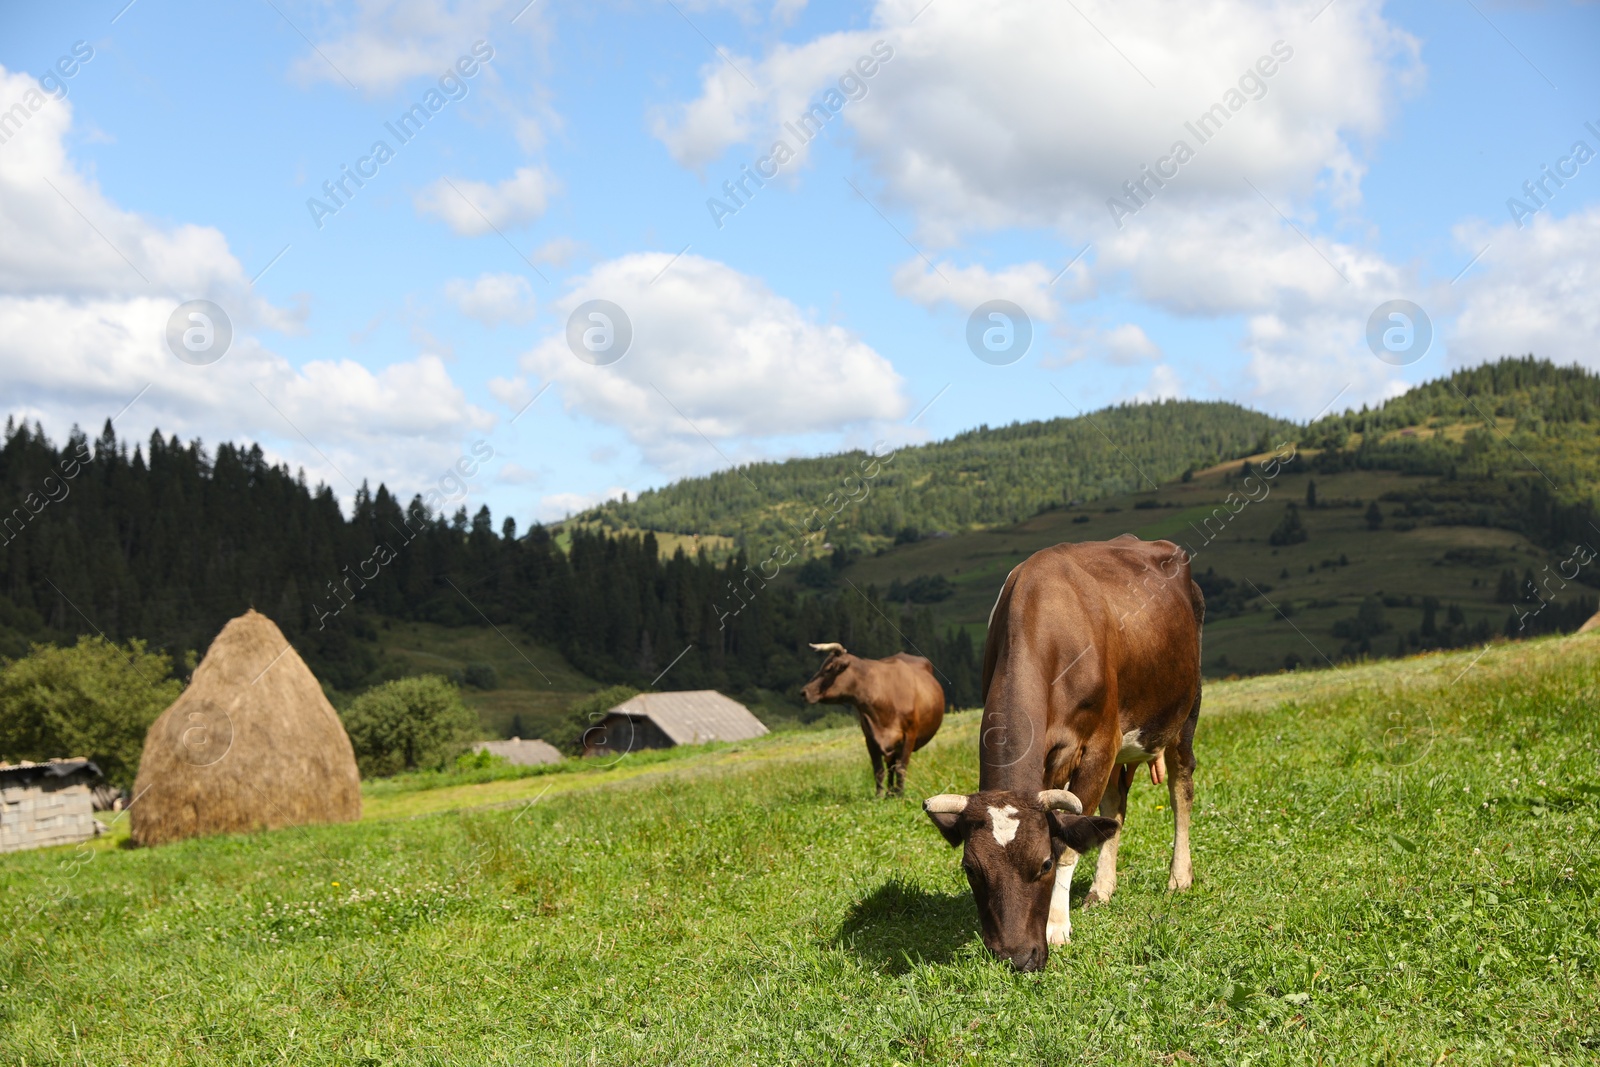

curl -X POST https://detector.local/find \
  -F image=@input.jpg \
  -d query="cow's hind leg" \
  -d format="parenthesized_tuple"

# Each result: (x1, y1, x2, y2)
(1167, 691, 1200, 890)
(888, 742, 910, 797)
(867, 743, 885, 797)
(1085, 764, 1132, 908)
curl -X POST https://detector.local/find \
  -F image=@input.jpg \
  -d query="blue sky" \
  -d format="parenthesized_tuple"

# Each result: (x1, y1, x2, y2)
(1, 0, 1597, 524)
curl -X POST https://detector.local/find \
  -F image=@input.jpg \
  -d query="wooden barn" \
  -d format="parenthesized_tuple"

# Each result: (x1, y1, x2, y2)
(581, 691, 768, 757)
(0, 758, 107, 853)
(471, 737, 564, 766)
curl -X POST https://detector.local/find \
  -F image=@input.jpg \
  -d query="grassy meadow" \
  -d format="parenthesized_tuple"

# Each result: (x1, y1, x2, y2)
(4, 635, 1600, 1064)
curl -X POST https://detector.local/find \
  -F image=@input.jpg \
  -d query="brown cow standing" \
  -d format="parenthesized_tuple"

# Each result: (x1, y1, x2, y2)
(923, 535, 1204, 971)
(801, 644, 945, 797)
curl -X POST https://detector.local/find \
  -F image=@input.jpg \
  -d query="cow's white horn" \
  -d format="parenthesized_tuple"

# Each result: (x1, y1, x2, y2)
(923, 794, 967, 814)
(1037, 789, 1083, 814)
(809, 642, 846, 654)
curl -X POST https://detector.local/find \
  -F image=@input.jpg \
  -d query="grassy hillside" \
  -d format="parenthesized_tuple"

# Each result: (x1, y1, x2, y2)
(581, 399, 1296, 550)
(368, 619, 599, 742)
(4, 635, 1597, 1064)
(834, 449, 1590, 677)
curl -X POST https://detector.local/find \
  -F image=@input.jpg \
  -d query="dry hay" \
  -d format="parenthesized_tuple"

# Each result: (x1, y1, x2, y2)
(130, 610, 361, 846)
(1579, 610, 1600, 635)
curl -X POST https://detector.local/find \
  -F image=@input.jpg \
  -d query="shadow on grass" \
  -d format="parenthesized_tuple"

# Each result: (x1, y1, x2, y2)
(833, 876, 978, 974)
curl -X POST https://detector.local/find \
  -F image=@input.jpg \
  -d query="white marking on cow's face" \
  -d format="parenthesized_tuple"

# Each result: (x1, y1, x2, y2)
(1115, 728, 1151, 765)
(987, 804, 1020, 847)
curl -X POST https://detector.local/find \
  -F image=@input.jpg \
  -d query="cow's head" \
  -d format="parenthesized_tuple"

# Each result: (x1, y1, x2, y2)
(923, 789, 1119, 971)
(800, 642, 854, 704)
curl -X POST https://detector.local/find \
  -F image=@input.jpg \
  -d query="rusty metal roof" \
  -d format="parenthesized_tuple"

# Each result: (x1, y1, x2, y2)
(608, 691, 769, 746)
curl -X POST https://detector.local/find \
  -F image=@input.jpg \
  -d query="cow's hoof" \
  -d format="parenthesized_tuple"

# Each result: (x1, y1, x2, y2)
(1082, 887, 1112, 909)
(1167, 872, 1193, 891)
(1046, 922, 1071, 946)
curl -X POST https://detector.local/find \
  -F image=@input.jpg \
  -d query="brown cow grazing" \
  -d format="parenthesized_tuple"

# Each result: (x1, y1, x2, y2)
(801, 643, 945, 797)
(923, 535, 1204, 971)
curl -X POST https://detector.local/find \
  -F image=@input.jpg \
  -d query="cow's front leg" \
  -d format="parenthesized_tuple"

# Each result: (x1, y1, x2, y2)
(1085, 765, 1132, 908)
(1168, 728, 1196, 890)
(868, 745, 885, 797)
(1046, 850, 1079, 945)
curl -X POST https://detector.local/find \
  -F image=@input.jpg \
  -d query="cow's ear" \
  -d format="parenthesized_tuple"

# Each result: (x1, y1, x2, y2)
(1047, 812, 1120, 855)
(923, 796, 969, 848)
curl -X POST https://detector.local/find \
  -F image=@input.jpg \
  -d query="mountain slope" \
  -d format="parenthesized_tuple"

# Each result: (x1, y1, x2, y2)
(585, 400, 1298, 547)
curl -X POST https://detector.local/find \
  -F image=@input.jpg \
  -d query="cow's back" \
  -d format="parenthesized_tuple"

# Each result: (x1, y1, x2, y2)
(980, 537, 1201, 789)
(883, 653, 945, 749)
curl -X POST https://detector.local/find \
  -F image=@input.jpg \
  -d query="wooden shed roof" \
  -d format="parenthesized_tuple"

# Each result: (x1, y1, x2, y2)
(471, 738, 564, 766)
(606, 691, 769, 745)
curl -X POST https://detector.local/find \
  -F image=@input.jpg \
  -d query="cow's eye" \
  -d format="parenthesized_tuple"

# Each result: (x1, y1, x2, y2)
(1039, 857, 1054, 877)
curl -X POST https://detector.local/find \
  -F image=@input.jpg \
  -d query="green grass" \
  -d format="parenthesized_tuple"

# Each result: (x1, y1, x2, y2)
(4, 636, 1600, 1064)
(370, 618, 600, 741)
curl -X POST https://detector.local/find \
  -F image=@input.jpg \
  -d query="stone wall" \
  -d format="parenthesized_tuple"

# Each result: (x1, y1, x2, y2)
(0, 779, 102, 853)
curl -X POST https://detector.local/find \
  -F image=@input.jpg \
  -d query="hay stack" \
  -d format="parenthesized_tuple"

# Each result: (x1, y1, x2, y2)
(1579, 610, 1600, 635)
(130, 610, 361, 846)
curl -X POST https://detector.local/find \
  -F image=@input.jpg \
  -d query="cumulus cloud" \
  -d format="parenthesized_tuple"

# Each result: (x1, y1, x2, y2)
(0, 64, 489, 506)
(891, 256, 1076, 323)
(286, 0, 528, 96)
(519, 252, 909, 469)
(1133, 363, 1185, 402)
(1104, 324, 1161, 363)
(447, 272, 537, 325)
(656, 0, 1436, 412)
(1098, 198, 1400, 318)
(416, 167, 552, 236)
(1450, 207, 1600, 370)
(657, 0, 1417, 242)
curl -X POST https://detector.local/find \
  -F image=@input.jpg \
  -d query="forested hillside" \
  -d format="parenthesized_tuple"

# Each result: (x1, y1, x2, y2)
(582, 400, 1297, 547)
(0, 421, 979, 709)
(1299, 357, 1600, 551)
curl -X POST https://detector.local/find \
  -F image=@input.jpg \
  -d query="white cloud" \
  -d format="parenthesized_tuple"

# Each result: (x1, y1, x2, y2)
(1098, 199, 1400, 317)
(286, 0, 525, 96)
(1450, 207, 1600, 370)
(416, 167, 552, 235)
(1240, 308, 1412, 419)
(520, 253, 909, 470)
(532, 236, 584, 267)
(487, 375, 533, 410)
(657, 0, 1432, 402)
(891, 256, 1074, 323)
(0, 64, 489, 507)
(1133, 363, 1184, 402)
(657, 0, 1417, 242)
(1105, 324, 1162, 363)
(447, 272, 537, 325)
(537, 486, 630, 522)
(1045, 321, 1163, 367)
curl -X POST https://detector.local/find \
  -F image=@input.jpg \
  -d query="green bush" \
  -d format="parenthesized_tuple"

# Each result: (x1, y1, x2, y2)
(453, 748, 508, 772)
(462, 663, 498, 690)
(0, 636, 185, 788)
(551, 685, 639, 754)
(340, 675, 478, 778)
